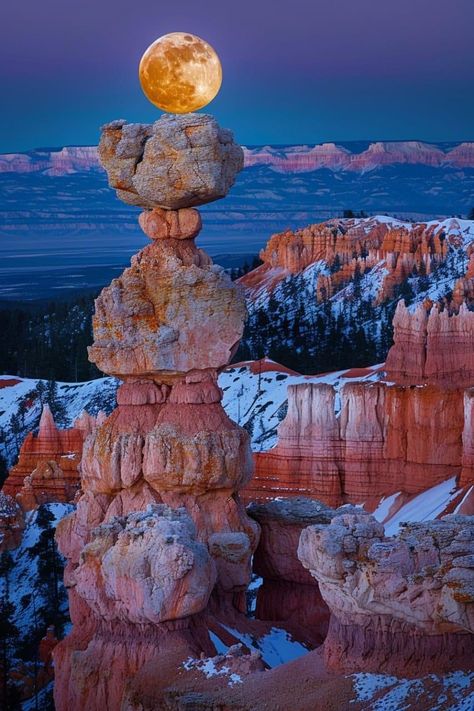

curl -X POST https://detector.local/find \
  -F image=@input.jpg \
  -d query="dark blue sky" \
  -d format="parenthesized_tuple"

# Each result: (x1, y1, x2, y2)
(1, 0, 473, 151)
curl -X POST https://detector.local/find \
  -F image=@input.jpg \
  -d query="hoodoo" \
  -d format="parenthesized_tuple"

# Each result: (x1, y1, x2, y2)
(52, 114, 260, 710)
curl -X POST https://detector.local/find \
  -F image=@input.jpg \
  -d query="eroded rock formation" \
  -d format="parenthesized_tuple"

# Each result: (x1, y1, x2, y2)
(298, 511, 474, 675)
(53, 114, 259, 710)
(386, 300, 474, 386)
(98, 114, 244, 209)
(241, 218, 458, 304)
(3, 405, 87, 510)
(248, 378, 472, 508)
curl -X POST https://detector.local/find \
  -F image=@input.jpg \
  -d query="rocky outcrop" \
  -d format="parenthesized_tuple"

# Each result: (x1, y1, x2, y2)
(241, 218, 453, 305)
(88, 239, 245, 378)
(386, 300, 474, 386)
(2, 405, 86, 510)
(298, 511, 474, 675)
(98, 114, 244, 209)
(249, 384, 343, 506)
(53, 114, 257, 711)
(248, 498, 332, 643)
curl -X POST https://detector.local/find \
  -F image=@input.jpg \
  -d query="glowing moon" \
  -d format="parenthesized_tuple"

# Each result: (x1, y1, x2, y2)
(139, 32, 222, 114)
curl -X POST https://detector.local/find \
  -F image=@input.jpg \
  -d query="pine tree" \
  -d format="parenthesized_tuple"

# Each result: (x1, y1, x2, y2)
(0, 552, 21, 710)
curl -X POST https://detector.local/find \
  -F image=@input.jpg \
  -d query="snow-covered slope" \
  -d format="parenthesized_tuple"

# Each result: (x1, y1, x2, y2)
(0, 362, 383, 466)
(237, 217, 474, 374)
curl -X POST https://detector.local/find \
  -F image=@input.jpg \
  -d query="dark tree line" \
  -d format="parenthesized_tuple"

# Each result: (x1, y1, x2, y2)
(0, 293, 100, 382)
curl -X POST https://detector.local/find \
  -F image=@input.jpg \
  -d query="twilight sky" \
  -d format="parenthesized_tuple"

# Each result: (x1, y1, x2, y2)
(1, 0, 473, 152)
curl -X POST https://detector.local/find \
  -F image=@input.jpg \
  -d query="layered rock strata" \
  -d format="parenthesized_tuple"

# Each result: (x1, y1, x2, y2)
(386, 300, 474, 386)
(241, 218, 458, 304)
(247, 379, 471, 506)
(298, 511, 474, 675)
(54, 115, 258, 710)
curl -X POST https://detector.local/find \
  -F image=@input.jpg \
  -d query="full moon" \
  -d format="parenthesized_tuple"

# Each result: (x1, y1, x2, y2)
(139, 32, 222, 114)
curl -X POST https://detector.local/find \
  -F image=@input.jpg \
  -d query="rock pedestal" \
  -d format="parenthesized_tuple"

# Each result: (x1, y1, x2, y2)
(53, 116, 258, 710)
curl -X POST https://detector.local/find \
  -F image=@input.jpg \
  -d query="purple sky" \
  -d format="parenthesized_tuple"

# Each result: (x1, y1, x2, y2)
(1, 0, 473, 151)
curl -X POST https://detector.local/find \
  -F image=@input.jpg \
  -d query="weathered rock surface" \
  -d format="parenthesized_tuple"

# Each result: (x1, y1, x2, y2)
(248, 378, 472, 508)
(138, 207, 202, 241)
(88, 239, 246, 378)
(2, 405, 86, 510)
(298, 511, 474, 674)
(55, 116, 259, 711)
(98, 114, 244, 210)
(242, 218, 453, 304)
(73, 505, 216, 624)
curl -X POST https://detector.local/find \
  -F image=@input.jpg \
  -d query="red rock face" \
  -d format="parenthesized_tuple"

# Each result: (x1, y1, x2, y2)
(247, 379, 472, 507)
(386, 301, 474, 387)
(241, 218, 452, 304)
(2, 406, 87, 510)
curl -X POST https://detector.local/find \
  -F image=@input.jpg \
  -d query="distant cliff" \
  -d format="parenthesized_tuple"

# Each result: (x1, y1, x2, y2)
(1, 140, 473, 175)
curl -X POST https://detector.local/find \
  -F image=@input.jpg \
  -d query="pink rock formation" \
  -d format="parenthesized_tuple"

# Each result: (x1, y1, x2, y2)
(298, 512, 474, 675)
(248, 379, 470, 507)
(241, 218, 452, 305)
(386, 300, 474, 386)
(53, 115, 258, 710)
(2, 405, 87, 510)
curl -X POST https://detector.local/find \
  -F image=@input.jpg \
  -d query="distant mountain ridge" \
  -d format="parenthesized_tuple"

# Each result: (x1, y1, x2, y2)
(1, 140, 473, 176)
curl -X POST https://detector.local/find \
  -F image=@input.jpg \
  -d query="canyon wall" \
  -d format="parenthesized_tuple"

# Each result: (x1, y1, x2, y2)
(2, 141, 474, 175)
(247, 378, 473, 509)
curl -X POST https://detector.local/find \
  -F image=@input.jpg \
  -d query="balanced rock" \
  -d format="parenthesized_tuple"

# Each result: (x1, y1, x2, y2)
(88, 240, 246, 378)
(98, 114, 244, 210)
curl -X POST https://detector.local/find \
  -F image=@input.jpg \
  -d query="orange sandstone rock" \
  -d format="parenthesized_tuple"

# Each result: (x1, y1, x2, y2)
(3, 405, 86, 509)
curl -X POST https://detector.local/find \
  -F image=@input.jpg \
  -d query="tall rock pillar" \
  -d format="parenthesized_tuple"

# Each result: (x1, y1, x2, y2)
(53, 113, 259, 711)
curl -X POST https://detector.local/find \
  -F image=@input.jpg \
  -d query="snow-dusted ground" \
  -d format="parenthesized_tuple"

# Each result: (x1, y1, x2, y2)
(0, 502, 73, 640)
(0, 362, 383, 465)
(0, 374, 117, 465)
(349, 670, 474, 710)
(220, 624, 309, 668)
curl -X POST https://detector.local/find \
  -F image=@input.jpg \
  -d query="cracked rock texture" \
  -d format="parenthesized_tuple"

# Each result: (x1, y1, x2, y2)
(98, 114, 244, 210)
(74, 505, 216, 624)
(298, 511, 474, 674)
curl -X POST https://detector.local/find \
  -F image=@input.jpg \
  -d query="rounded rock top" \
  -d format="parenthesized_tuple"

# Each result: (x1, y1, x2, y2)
(98, 113, 244, 210)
